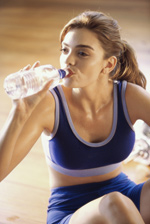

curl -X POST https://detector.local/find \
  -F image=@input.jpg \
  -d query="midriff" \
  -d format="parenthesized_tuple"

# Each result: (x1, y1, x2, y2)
(49, 164, 123, 189)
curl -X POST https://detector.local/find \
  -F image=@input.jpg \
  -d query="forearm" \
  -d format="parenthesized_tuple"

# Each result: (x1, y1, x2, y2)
(0, 79, 53, 181)
(0, 106, 29, 181)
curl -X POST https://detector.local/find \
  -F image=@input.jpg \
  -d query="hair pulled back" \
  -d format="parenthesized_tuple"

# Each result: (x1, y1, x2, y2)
(60, 11, 146, 89)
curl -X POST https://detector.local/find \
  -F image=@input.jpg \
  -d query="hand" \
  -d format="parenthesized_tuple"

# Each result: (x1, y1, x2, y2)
(12, 61, 53, 121)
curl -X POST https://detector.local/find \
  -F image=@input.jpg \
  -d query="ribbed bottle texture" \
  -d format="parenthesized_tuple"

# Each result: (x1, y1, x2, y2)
(4, 65, 67, 99)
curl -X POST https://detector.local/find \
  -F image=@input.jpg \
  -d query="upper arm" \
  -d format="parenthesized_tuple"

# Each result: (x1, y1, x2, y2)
(125, 82, 150, 125)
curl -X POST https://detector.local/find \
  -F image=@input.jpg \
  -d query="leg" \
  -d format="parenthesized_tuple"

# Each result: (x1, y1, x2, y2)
(140, 179, 150, 224)
(100, 192, 145, 224)
(69, 195, 110, 224)
(69, 192, 145, 224)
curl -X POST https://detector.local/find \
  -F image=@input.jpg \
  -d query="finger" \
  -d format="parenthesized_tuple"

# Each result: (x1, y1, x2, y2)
(32, 61, 40, 69)
(18, 64, 31, 72)
(24, 64, 31, 70)
(43, 80, 54, 91)
(35, 80, 53, 100)
(41, 80, 53, 94)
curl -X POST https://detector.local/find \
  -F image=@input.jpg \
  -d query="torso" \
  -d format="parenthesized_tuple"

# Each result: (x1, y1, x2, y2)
(43, 81, 134, 189)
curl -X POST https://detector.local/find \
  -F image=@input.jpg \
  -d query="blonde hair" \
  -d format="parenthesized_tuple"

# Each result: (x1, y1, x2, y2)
(60, 11, 146, 89)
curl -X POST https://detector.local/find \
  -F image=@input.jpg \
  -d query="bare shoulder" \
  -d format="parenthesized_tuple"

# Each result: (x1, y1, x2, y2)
(125, 82, 150, 125)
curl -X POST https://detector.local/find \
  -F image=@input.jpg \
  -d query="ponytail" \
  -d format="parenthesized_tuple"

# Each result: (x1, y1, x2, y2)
(110, 40, 147, 89)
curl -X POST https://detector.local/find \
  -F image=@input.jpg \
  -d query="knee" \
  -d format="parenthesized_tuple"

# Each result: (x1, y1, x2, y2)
(99, 192, 132, 215)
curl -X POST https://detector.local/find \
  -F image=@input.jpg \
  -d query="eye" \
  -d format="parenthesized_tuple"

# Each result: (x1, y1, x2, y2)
(60, 47, 68, 54)
(78, 51, 89, 57)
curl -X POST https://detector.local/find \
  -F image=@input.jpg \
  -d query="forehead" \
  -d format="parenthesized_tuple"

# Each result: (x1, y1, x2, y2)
(62, 28, 102, 49)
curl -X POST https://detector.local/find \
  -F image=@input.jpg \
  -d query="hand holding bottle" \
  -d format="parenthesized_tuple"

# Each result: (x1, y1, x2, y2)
(11, 61, 54, 122)
(4, 61, 67, 100)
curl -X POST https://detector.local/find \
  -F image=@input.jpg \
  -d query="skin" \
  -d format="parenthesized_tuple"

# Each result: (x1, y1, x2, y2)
(0, 28, 150, 223)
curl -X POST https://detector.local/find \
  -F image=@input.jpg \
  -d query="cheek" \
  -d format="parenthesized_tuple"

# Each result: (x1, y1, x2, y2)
(83, 61, 102, 76)
(85, 58, 102, 70)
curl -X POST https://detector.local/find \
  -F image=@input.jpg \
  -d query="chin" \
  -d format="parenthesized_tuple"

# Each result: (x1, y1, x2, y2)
(62, 79, 75, 88)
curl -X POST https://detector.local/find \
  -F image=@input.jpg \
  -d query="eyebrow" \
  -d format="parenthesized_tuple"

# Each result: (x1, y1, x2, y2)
(62, 42, 94, 51)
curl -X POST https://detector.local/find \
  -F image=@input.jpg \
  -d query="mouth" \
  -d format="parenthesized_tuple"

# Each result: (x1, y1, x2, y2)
(65, 68, 74, 78)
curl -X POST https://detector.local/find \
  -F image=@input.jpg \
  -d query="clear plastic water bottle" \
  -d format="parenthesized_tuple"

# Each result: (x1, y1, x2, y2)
(4, 65, 68, 100)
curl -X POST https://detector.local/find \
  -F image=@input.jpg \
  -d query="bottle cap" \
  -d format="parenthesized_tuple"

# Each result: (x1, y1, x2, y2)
(58, 69, 66, 79)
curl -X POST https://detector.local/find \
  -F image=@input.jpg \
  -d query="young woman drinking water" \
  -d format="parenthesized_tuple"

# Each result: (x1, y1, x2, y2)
(0, 11, 150, 224)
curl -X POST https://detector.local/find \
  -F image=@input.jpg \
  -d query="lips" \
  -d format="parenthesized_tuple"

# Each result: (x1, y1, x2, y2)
(65, 68, 74, 78)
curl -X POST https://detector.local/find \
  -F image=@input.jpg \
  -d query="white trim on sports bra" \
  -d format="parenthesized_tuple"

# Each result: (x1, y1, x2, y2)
(41, 81, 134, 177)
(57, 82, 117, 147)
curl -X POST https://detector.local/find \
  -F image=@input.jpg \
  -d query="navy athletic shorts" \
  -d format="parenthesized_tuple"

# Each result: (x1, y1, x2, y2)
(47, 172, 145, 224)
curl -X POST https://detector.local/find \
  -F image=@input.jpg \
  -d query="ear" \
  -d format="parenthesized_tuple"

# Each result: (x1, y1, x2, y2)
(103, 56, 117, 74)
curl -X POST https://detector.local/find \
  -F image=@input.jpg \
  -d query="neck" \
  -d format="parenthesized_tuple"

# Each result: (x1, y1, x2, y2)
(71, 78, 114, 114)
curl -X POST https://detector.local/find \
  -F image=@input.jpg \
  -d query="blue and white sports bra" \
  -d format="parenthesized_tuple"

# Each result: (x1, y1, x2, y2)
(41, 81, 135, 177)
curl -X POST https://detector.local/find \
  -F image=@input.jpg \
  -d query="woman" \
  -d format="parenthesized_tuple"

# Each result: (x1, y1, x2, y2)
(0, 11, 150, 224)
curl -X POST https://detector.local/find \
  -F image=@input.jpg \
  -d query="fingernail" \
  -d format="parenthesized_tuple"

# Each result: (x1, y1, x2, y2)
(25, 64, 31, 68)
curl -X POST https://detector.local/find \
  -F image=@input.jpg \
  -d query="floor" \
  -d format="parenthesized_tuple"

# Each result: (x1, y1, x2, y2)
(0, 0, 150, 223)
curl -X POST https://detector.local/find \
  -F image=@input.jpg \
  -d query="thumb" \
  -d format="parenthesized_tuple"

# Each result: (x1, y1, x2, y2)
(38, 80, 54, 97)
(43, 80, 54, 91)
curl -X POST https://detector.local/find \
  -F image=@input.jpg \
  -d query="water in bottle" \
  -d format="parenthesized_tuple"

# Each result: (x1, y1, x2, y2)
(4, 65, 68, 100)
